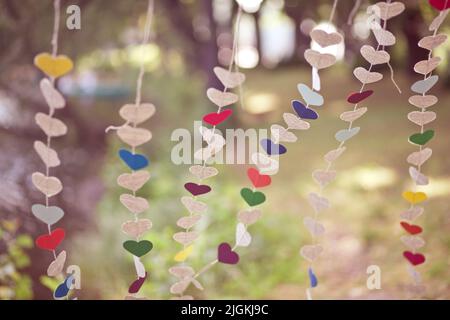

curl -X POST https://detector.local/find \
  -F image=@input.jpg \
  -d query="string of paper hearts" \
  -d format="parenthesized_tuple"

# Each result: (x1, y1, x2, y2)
(169, 5, 246, 300)
(299, 0, 405, 300)
(105, 0, 155, 299)
(31, 0, 76, 299)
(400, 0, 449, 297)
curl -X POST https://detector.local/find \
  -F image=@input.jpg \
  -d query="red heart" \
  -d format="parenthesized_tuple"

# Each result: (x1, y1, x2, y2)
(203, 109, 233, 126)
(347, 90, 373, 104)
(400, 221, 423, 235)
(247, 168, 271, 188)
(403, 251, 426, 266)
(429, 0, 450, 10)
(36, 228, 65, 251)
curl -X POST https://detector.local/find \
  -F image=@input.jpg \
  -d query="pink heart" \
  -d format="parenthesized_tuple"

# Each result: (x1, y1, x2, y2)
(217, 242, 239, 265)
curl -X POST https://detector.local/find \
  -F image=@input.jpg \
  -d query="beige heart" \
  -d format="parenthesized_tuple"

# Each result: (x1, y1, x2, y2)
(117, 126, 152, 148)
(213, 67, 245, 89)
(189, 165, 218, 180)
(407, 111, 436, 126)
(418, 34, 448, 51)
(407, 148, 432, 167)
(206, 88, 238, 107)
(119, 103, 155, 125)
(170, 279, 190, 295)
(300, 244, 323, 262)
(251, 152, 279, 175)
(35, 113, 67, 137)
(173, 231, 199, 246)
(414, 57, 441, 75)
(283, 112, 310, 130)
(121, 219, 152, 238)
(353, 67, 383, 84)
(31, 172, 62, 197)
(271, 124, 297, 143)
(169, 266, 195, 279)
(310, 29, 343, 48)
(408, 95, 438, 109)
(181, 196, 208, 214)
(40, 79, 65, 110)
(304, 49, 336, 70)
(303, 217, 325, 237)
(340, 107, 368, 122)
(308, 192, 330, 213)
(400, 206, 424, 222)
(47, 250, 66, 277)
(409, 167, 429, 186)
(373, 2, 405, 20)
(324, 147, 346, 163)
(238, 209, 262, 226)
(360, 45, 390, 65)
(401, 236, 425, 250)
(177, 214, 202, 229)
(194, 147, 215, 162)
(119, 194, 149, 214)
(34, 141, 60, 168)
(430, 10, 449, 31)
(372, 28, 396, 46)
(117, 171, 150, 192)
(312, 170, 337, 188)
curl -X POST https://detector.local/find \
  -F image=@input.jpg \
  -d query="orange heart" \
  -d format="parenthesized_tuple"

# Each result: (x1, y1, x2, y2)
(34, 53, 73, 78)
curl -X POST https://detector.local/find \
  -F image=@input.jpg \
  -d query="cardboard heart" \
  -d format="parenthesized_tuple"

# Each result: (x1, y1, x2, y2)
(414, 57, 441, 75)
(347, 90, 373, 104)
(247, 168, 271, 188)
(401, 236, 425, 250)
(360, 45, 390, 65)
(260, 138, 287, 155)
(203, 109, 233, 126)
(117, 170, 150, 192)
(35, 113, 67, 137)
(117, 126, 152, 148)
(409, 130, 435, 146)
(283, 113, 311, 130)
(128, 272, 147, 294)
(121, 219, 152, 238)
(429, 9, 449, 30)
(407, 111, 436, 126)
(238, 209, 262, 225)
(409, 167, 429, 186)
(199, 126, 225, 149)
(34, 141, 60, 168)
(304, 217, 325, 237)
(403, 251, 425, 266)
(308, 192, 330, 213)
(119, 149, 149, 170)
(34, 53, 73, 78)
(401, 221, 423, 235)
(119, 194, 149, 214)
(251, 152, 279, 175)
(119, 103, 155, 125)
(40, 79, 65, 110)
(297, 83, 324, 106)
(340, 107, 367, 122)
(31, 204, 64, 225)
(32, 172, 63, 197)
(292, 100, 319, 120)
(335, 127, 360, 143)
(400, 206, 424, 221)
(312, 170, 336, 188)
(429, 0, 450, 11)
(271, 124, 297, 143)
(213, 67, 245, 89)
(206, 88, 238, 107)
(402, 191, 428, 205)
(408, 95, 438, 109)
(217, 242, 239, 264)
(47, 250, 66, 277)
(177, 214, 202, 229)
(407, 148, 432, 167)
(353, 67, 383, 84)
(174, 245, 194, 262)
(240, 188, 266, 207)
(173, 231, 199, 246)
(235, 223, 251, 247)
(189, 165, 218, 180)
(36, 228, 65, 251)
(310, 29, 343, 48)
(411, 75, 439, 94)
(181, 196, 208, 214)
(304, 49, 336, 69)
(184, 182, 211, 196)
(169, 266, 195, 279)
(123, 240, 153, 257)
(324, 147, 346, 163)
(170, 279, 190, 295)
(374, 2, 405, 20)
(300, 244, 323, 262)
(372, 28, 396, 46)
(418, 34, 447, 51)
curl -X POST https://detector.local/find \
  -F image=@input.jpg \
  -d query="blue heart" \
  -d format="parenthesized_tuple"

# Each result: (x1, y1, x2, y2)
(260, 139, 287, 155)
(292, 100, 319, 120)
(119, 149, 149, 170)
(308, 267, 318, 288)
(53, 276, 72, 299)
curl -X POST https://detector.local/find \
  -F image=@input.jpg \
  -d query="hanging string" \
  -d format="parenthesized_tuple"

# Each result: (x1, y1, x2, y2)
(347, 0, 361, 25)
(329, 0, 339, 23)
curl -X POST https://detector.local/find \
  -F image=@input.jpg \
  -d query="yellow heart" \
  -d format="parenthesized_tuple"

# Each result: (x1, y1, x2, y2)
(402, 191, 427, 205)
(174, 245, 193, 262)
(34, 53, 74, 78)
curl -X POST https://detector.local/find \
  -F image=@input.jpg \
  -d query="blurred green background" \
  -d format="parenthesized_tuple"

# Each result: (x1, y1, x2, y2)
(0, 0, 449, 299)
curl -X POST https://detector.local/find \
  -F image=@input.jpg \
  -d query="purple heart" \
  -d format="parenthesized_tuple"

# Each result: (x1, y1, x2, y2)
(128, 272, 147, 294)
(217, 242, 239, 265)
(292, 100, 319, 120)
(261, 139, 287, 155)
(184, 182, 211, 196)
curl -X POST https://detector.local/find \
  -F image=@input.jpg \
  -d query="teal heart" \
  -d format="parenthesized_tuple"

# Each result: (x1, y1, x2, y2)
(335, 127, 360, 143)
(409, 130, 435, 146)
(297, 83, 324, 106)
(411, 75, 438, 95)
(240, 188, 266, 207)
(123, 240, 153, 257)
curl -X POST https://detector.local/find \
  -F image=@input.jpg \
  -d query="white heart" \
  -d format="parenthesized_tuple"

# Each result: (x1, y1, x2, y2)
(235, 223, 252, 247)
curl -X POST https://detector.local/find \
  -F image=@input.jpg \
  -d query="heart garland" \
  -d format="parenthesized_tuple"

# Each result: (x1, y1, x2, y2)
(31, 0, 75, 300)
(299, 1, 404, 299)
(399, 1, 448, 296)
(169, 5, 245, 300)
(105, 0, 155, 299)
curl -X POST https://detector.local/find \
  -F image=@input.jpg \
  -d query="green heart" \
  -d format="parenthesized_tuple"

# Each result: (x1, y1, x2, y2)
(240, 188, 266, 207)
(123, 240, 153, 257)
(409, 130, 435, 146)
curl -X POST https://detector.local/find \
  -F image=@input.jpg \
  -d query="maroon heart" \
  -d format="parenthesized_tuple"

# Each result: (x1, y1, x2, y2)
(184, 182, 211, 196)
(128, 272, 147, 294)
(217, 242, 239, 265)
(347, 90, 373, 104)
(403, 251, 426, 266)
